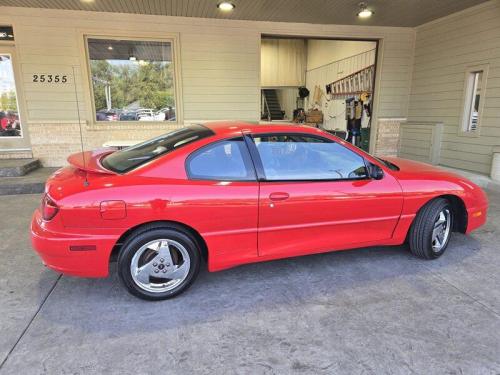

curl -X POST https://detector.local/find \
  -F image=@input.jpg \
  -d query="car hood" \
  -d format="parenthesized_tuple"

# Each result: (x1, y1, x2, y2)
(380, 156, 481, 188)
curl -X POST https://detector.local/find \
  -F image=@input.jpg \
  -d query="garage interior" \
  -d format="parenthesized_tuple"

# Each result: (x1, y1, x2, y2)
(261, 37, 377, 151)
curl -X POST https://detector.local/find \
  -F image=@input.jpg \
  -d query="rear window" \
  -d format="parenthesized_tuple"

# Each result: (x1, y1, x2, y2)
(102, 124, 214, 173)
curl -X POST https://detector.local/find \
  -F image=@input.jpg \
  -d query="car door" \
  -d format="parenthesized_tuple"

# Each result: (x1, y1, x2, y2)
(249, 133, 403, 258)
(183, 136, 259, 270)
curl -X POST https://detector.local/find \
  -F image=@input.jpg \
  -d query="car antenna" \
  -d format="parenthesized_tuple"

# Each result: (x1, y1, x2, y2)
(72, 66, 89, 187)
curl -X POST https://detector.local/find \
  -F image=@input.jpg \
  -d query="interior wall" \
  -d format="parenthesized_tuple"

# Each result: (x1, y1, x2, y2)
(260, 39, 306, 87)
(0, 6, 415, 165)
(407, 0, 500, 174)
(306, 40, 376, 70)
(276, 88, 297, 120)
(305, 40, 376, 130)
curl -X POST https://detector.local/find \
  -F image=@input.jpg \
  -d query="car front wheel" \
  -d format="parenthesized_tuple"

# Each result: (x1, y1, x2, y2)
(409, 198, 453, 259)
(118, 227, 201, 300)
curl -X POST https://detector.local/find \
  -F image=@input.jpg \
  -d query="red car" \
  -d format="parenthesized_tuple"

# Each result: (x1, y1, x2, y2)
(31, 122, 488, 300)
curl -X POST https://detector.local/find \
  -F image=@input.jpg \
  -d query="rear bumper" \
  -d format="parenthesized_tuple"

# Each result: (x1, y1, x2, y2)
(30, 210, 118, 278)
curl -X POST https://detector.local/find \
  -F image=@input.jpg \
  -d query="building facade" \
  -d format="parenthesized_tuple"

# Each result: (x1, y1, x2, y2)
(0, 1, 499, 179)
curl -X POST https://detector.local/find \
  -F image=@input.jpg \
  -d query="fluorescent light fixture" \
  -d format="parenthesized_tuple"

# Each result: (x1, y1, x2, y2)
(217, 2, 235, 11)
(129, 56, 137, 61)
(357, 2, 373, 18)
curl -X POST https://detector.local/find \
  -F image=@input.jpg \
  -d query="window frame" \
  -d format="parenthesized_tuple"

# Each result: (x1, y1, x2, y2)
(246, 132, 371, 183)
(0, 46, 29, 142)
(82, 32, 183, 128)
(459, 64, 489, 137)
(185, 137, 258, 182)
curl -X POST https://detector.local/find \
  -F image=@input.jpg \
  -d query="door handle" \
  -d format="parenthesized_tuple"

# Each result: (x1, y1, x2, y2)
(269, 192, 290, 201)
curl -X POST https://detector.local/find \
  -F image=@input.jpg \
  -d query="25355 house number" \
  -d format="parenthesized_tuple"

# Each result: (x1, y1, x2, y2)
(32, 74, 68, 83)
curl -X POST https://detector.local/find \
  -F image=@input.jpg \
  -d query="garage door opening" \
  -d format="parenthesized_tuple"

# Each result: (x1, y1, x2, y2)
(260, 36, 378, 152)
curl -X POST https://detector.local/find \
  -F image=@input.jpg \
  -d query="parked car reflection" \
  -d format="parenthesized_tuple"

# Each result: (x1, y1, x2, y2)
(0, 110, 21, 136)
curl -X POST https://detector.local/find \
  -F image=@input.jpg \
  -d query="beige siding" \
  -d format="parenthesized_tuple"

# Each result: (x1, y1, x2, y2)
(407, 0, 500, 174)
(0, 6, 414, 165)
(399, 122, 444, 164)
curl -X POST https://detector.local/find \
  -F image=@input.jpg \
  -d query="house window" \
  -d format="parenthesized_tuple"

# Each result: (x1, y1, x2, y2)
(0, 54, 22, 137)
(87, 37, 177, 123)
(462, 69, 484, 133)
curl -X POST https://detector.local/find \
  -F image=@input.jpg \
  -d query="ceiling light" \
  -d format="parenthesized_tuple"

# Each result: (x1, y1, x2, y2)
(357, 2, 373, 18)
(80, 0, 95, 3)
(217, 2, 235, 11)
(107, 45, 113, 50)
(129, 56, 137, 61)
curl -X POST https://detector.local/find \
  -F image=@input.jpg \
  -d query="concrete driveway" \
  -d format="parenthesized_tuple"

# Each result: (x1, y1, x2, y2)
(0, 192, 499, 374)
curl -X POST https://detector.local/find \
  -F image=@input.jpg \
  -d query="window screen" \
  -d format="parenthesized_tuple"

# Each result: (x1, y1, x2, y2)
(462, 70, 483, 132)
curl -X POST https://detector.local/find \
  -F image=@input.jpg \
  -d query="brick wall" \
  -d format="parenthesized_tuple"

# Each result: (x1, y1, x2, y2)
(28, 121, 183, 167)
(374, 118, 403, 157)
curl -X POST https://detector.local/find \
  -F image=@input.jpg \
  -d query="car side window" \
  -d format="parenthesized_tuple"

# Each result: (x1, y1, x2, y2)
(187, 137, 256, 181)
(253, 134, 368, 181)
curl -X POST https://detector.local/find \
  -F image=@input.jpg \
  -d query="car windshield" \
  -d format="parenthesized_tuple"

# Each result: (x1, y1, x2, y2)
(102, 124, 214, 173)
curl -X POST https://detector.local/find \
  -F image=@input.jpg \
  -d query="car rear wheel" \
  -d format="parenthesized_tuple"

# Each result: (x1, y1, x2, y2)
(118, 228, 201, 300)
(408, 198, 453, 259)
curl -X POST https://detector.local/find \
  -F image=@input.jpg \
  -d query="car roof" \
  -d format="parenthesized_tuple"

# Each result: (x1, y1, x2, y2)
(200, 121, 326, 137)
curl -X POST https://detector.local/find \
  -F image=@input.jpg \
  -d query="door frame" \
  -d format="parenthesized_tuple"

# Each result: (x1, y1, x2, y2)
(259, 34, 380, 153)
(0, 44, 31, 151)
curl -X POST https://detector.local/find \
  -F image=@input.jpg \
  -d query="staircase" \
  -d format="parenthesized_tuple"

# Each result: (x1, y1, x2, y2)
(0, 159, 55, 196)
(262, 89, 284, 121)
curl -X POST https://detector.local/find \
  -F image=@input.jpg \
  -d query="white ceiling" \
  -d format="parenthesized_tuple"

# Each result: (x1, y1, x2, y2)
(1, 0, 490, 27)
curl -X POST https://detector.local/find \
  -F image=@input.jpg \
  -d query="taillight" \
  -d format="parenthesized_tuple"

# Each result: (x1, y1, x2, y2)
(41, 194, 59, 221)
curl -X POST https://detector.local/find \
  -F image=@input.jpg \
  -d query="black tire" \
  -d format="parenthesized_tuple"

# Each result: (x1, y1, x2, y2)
(118, 227, 201, 301)
(408, 198, 453, 260)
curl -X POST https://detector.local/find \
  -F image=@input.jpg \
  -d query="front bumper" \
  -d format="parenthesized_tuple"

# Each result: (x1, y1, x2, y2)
(30, 209, 118, 277)
(466, 204, 488, 234)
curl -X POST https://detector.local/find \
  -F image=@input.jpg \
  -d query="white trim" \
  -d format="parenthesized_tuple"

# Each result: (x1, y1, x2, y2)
(458, 64, 489, 137)
(0, 148, 31, 152)
(0, 45, 32, 149)
(377, 117, 407, 121)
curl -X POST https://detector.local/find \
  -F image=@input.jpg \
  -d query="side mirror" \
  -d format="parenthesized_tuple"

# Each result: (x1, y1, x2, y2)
(368, 163, 384, 180)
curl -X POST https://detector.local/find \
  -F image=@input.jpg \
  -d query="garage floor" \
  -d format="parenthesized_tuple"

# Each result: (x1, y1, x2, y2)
(0, 193, 499, 374)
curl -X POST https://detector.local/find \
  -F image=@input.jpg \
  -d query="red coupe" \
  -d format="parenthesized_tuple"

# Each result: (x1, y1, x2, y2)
(31, 122, 488, 300)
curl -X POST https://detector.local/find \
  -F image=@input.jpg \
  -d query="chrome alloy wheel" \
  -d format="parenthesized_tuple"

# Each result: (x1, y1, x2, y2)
(431, 208, 451, 252)
(130, 239, 191, 293)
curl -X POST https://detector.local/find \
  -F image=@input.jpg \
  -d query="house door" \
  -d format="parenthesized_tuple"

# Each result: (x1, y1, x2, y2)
(0, 46, 31, 151)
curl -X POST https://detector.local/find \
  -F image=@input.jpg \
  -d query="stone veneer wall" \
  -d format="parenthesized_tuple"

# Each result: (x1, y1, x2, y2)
(28, 121, 184, 167)
(373, 118, 403, 157)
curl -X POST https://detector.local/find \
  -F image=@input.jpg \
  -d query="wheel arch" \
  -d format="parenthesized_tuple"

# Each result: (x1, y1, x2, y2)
(440, 194, 467, 233)
(110, 220, 209, 265)
(412, 194, 467, 234)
